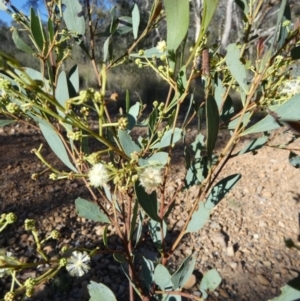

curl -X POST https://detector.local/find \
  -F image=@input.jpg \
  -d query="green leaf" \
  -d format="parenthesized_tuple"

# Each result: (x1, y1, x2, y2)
(278, 3, 291, 50)
(149, 218, 166, 252)
(135, 182, 160, 221)
(69, 65, 80, 94)
(131, 3, 140, 39)
(271, 0, 287, 54)
(186, 202, 211, 233)
(134, 212, 143, 247)
(62, 0, 85, 36)
(141, 256, 155, 291)
(214, 75, 225, 110)
(109, 6, 118, 34)
(127, 102, 140, 130)
(0, 1, 7, 10)
(225, 44, 249, 93)
(15, 67, 51, 92)
(103, 225, 108, 247)
(291, 47, 300, 60)
(184, 134, 208, 188)
(234, 0, 249, 16)
(199, 269, 222, 299)
(30, 8, 45, 52)
(221, 94, 235, 123)
(151, 128, 182, 149)
(113, 253, 127, 263)
(205, 174, 241, 209)
(88, 281, 117, 301)
(130, 199, 139, 239)
(177, 66, 187, 95)
(237, 135, 268, 155)
(171, 255, 196, 290)
(118, 129, 141, 157)
(117, 16, 133, 35)
(126, 89, 130, 113)
(163, 0, 189, 51)
(12, 29, 33, 55)
(48, 18, 55, 43)
(0, 120, 15, 127)
(56, 71, 69, 117)
(75, 197, 110, 224)
(146, 152, 169, 167)
(270, 285, 300, 301)
(228, 112, 251, 130)
(154, 264, 173, 290)
(201, 0, 219, 39)
(103, 37, 110, 61)
(206, 95, 219, 162)
(241, 94, 300, 136)
(38, 119, 77, 172)
(289, 151, 300, 168)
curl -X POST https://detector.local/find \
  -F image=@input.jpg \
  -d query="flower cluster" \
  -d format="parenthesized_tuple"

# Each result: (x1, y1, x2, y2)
(280, 79, 300, 96)
(88, 163, 110, 188)
(66, 251, 91, 277)
(139, 166, 163, 192)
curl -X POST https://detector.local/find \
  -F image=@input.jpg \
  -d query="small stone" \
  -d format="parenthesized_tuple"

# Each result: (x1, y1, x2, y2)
(278, 221, 285, 228)
(219, 289, 229, 298)
(274, 273, 281, 279)
(262, 260, 272, 267)
(259, 220, 267, 227)
(257, 274, 270, 286)
(289, 270, 299, 278)
(253, 233, 259, 240)
(226, 245, 235, 257)
(229, 262, 238, 270)
(211, 232, 227, 248)
(210, 221, 221, 230)
(183, 274, 196, 289)
(184, 248, 193, 256)
(176, 220, 185, 229)
(95, 226, 104, 236)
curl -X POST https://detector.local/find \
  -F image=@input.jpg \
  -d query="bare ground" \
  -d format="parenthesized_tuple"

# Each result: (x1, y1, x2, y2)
(0, 122, 299, 301)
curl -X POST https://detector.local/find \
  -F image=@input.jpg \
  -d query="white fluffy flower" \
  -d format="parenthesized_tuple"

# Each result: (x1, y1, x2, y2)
(280, 80, 300, 96)
(88, 163, 110, 187)
(66, 251, 91, 277)
(156, 40, 167, 53)
(139, 166, 162, 192)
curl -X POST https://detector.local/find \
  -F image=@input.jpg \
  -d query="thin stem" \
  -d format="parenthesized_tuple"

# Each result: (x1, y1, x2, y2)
(85, 0, 100, 87)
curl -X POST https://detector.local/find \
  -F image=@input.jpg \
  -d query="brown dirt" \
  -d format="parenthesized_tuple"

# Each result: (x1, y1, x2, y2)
(0, 122, 299, 301)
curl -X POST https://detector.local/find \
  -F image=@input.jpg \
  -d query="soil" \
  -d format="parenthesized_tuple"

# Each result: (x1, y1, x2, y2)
(0, 122, 299, 301)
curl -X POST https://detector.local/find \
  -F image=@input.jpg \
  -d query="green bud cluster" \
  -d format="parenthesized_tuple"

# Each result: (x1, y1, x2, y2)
(79, 88, 95, 103)
(80, 106, 89, 116)
(5, 213, 17, 224)
(0, 78, 11, 90)
(67, 131, 82, 141)
(59, 258, 67, 267)
(51, 230, 61, 239)
(49, 173, 57, 180)
(94, 91, 103, 103)
(6, 103, 19, 114)
(4, 292, 15, 301)
(24, 277, 36, 289)
(118, 117, 128, 130)
(25, 219, 36, 231)
(85, 152, 101, 165)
